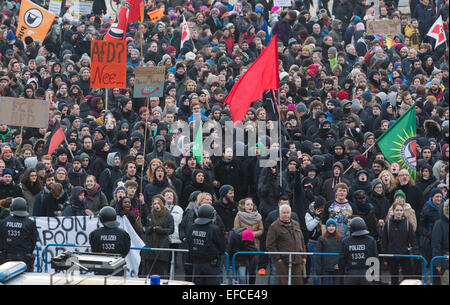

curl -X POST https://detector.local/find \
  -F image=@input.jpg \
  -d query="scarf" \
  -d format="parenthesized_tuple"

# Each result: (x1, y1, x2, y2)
(23, 180, 42, 195)
(86, 183, 100, 196)
(356, 201, 371, 214)
(150, 205, 171, 245)
(237, 211, 262, 225)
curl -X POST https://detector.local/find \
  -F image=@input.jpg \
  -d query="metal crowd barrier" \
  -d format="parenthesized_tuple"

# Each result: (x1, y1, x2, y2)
(231, 251, 429, 285)
(42, 244, 188, 280)
(429, 256, 449, 285)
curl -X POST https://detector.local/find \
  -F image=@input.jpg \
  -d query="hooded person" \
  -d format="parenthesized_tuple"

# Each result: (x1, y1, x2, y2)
(321, 161, 351, 202)
(115, 196, 144, 237)
(110, 131, 129, 159)
(68, 155, 87, 187)
(432, 143, 449, 181)
(369, 178, 390, 222)
(91, 140, 110, 181)
(181, 169, 215, 206)
(143, 165, 175, 206)
(62, 186, 93, 216)
(145, 135, 175, 163)
(99, 152, 124, 202)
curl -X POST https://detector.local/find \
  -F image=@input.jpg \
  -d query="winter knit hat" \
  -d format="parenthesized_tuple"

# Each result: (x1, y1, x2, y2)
(429, 188, 443, 199)
(1, 168, 13, 177)
(371, 178, 383, 190)
(241, 228, 255, 241)
(394, 190, 406, 200)
(219, 185, 234, 198)
(326, 218, 337, 228)
(353, 155, 368, 168)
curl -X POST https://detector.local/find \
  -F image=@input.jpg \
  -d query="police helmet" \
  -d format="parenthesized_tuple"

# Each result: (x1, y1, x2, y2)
(195, 204, 215, 225)
(99, 206, 120, 228)
(350, 217, 370, 237)
(10, 197, 29, 217)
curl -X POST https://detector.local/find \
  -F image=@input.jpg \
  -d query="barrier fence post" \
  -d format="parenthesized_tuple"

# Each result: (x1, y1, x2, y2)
(288, 254, 292, 286)
(429, 256, 449, 285)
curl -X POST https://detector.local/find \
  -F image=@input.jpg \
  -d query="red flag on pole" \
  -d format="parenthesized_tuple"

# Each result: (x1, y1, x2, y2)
(224, 35, 279, 124)
(43, 120, 65, 156)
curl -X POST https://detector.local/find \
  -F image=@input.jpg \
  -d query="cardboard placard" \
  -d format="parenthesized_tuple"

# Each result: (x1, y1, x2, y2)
(0, 97, 49, 128)
(90, 40, 127, 89)
(48, 0, 62, 15)
(366, 20, 401, 36)
(134, 66, 166, 98)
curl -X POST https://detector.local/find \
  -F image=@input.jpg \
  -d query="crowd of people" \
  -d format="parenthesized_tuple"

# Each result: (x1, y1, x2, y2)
(0, 0, 449, 285)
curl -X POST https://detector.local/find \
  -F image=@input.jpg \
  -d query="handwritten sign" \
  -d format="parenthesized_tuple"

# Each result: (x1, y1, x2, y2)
(90, 40, 127, 88)
(274, 0, 292, 7)
(48, 0, 62, 15)
(366, 20, 401, 36)
(134, 66, 166, 98)
(0, 97, 49, 128)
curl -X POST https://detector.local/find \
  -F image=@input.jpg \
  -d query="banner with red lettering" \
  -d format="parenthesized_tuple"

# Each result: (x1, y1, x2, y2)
(90, 40, 127, 88)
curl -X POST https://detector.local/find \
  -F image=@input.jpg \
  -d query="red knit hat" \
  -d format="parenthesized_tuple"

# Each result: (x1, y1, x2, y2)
(337, 90, 349, 100)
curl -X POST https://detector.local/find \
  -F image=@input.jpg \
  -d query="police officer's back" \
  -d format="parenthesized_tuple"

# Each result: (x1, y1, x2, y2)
(89, 206, 131, 258)
(187, 204, 226, 285)
(340, 217, 379, 285)
(0, 198, 39, 271)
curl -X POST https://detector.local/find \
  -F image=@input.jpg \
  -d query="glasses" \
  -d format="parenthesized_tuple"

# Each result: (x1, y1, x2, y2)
(398, 174, 409, 177)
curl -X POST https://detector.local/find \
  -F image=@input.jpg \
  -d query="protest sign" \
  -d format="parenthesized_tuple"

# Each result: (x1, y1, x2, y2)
(69, 0, 93, 18)
(90, 40, 127, 88)
(33, 216, 145, 277)
(147, 8, 164, 23)
(16, 0, 56, 43)
(134, 66, 166, 98)
(366, 20, 401, 36)
(48, 0, 62, 15)
(274, 0, 292, 6)
(0, 97, 49, 129)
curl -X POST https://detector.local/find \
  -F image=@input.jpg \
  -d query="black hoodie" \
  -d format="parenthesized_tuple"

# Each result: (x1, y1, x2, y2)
(63, 186, 88, 216)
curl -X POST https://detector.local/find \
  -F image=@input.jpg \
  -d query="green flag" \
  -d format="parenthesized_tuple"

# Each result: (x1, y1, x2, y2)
(377, 103, 417, 180)
(193, 119, 203, 165)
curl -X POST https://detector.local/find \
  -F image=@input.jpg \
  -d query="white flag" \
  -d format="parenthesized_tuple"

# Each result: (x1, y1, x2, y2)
(427, 16, 447, 48)
(180, 15, 191, 49)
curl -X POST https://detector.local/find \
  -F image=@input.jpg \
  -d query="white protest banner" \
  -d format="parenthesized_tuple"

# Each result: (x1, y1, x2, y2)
(274, 0, 292, 7)
(48, 0, 62, 15)
(69, 0, 93, 18)
(33, 216, 145, 277)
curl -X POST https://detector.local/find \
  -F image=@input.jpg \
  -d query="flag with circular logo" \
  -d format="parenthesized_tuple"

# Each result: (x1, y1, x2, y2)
(16, 0, 56, 43)
(376, 103, 417, 180)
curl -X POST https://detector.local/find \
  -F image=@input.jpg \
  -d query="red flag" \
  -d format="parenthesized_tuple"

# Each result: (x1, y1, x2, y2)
(43, 120, 65, 156)
(224, 35, 279, 123)
(104, 0, 143, 41)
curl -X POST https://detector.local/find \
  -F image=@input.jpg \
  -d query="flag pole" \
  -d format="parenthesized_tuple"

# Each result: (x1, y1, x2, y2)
(272, 89, 283, 188)
(343, 140, 379, 175)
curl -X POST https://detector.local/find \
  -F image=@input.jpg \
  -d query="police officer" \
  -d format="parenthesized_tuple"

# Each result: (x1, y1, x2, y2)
(0, 197, 39, 271)
(187, 204, 226, 285)
(340, 217, 379, 285)
(89, 206, 131, 258)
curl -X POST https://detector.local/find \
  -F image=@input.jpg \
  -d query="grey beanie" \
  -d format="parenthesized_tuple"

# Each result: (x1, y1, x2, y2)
(371, 178, 383, 190)
(364, 132, 374, 142)
(296, 102, 307, 113)
(24, 156, 38, 169)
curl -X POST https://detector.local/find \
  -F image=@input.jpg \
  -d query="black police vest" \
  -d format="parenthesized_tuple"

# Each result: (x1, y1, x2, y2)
(0, 216, 38, 256)
(190, 223, 217, 263)
(89, 227, 130, 258)
(344, 236, 372, 270)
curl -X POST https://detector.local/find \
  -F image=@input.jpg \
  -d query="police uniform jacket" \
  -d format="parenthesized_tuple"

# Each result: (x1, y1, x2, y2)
(340, 235, 378, 270)
(0, 215, 38, 258)
(89, 226, 131, 258)
(188, 221, 226, 264)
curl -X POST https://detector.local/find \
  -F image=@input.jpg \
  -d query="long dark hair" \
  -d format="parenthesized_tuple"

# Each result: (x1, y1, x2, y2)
(20, 168, 43, 190)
